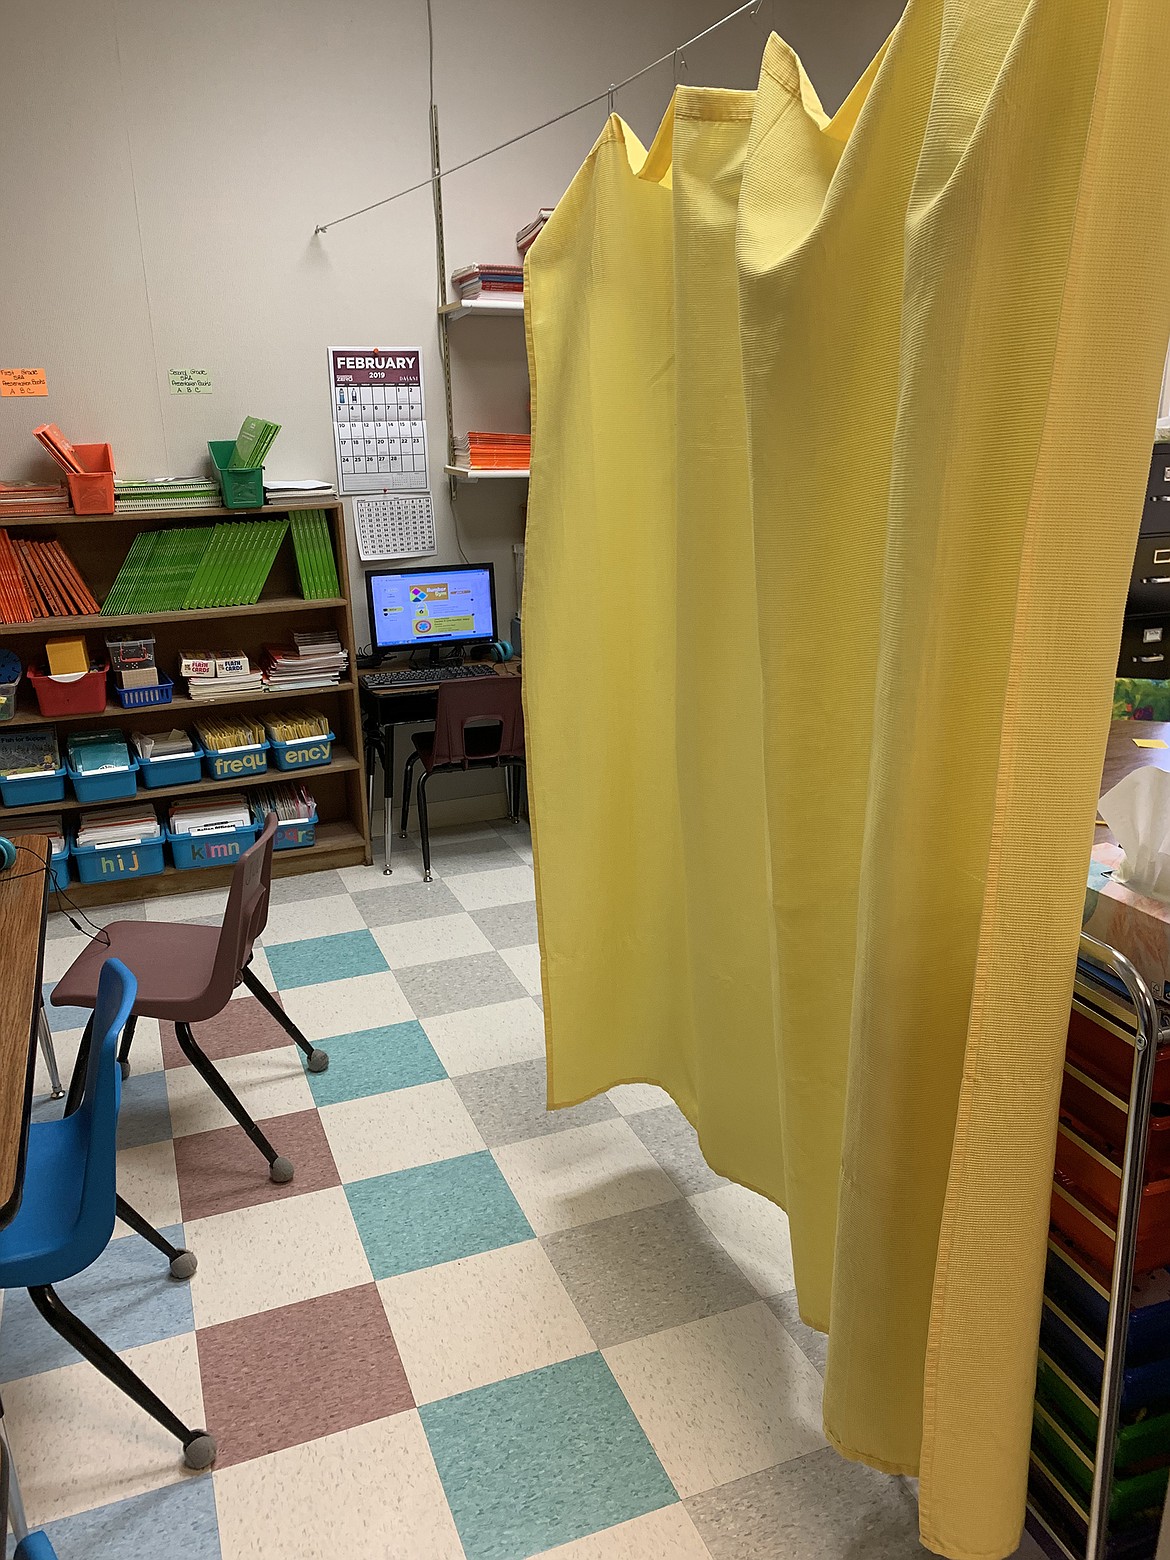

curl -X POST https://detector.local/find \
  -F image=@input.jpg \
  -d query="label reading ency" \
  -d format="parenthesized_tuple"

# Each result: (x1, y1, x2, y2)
(0, 368, 48, 398)
(168, 368, 213, 395)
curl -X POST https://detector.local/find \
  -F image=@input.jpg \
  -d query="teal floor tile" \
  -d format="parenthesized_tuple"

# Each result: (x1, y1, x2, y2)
(20, 1478, 220, 1559)
(301, 1020, 446, 1105)
(420, 1354, 678, 1560)
(265, 929, 388, 991)
(345, 1151, 533, 1278)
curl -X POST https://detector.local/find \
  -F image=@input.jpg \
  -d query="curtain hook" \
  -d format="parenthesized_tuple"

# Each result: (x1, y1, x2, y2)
(607, 83, 616, 115)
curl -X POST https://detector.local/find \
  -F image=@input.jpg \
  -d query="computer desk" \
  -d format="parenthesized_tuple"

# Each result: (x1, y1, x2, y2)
(359, 662, 523, 874)
(0, 834, 50, 1229)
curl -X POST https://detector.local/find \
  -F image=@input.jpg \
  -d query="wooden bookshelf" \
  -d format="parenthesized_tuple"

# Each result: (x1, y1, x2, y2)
(0, 498, 372, 901)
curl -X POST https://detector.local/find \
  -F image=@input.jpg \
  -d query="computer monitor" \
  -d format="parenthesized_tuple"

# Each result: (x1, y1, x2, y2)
(366, 563, 497, 654)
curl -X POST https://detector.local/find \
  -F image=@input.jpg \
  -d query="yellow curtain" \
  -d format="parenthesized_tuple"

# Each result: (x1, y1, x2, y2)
(523, 3, 1170, 1555)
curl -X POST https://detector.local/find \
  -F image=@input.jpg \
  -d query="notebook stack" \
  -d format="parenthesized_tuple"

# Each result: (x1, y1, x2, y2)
(450, 263, 524, 299)
(101, 520, 288, 614)
(75, 804, 161, 849)
(454, 432, 531, 472)
(0, 482, 70, 518)
(131, 729, 196, 762)
(228, 417, 281, 470)
(261, 631, 348, 692)
(248, 781, 315, 826)
(289, 509, 341, 599)
(114, 477, 220, 512)
(18, 811, 66, 855)
(516, 208, 554, 256)
(168, 792, 251, 835)
(186, 658, 265, 701)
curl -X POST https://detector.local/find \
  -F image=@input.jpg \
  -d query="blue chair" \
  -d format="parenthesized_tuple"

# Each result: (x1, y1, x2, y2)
(0, 959, 215, 1471)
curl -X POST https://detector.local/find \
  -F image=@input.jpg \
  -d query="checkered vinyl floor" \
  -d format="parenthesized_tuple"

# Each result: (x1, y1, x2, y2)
(7, 821, 1042, 1559)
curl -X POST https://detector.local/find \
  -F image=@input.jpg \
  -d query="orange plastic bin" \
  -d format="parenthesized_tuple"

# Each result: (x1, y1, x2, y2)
(66, 443, 115, 515)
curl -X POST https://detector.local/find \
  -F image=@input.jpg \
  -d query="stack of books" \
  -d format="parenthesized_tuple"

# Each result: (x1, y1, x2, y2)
(115, 477, 220, 512)
(264, 479, 334, 503)
(76, 804, 161, 848)
(229, 416, 281, 470)
(181, 651, 264, 700)
(169, 792, 251, 835)
(0, 729, 60, 779)
(131, 729, 195, 762)
(261, 632, 348, 692)
(19, 811, 66, 855)
(516, 209, 554, 256)
(290, 510, 341, 599)
(67, 730, 132, 775)
(454, 433, 531, 471)
(0, 482, 69, 517)
(0, 530, 100, 622)
(32, 424, 86, 476)
(450, 264, 524, 299)
(248, 781, 315, 826)
(101, 520, 288, 615)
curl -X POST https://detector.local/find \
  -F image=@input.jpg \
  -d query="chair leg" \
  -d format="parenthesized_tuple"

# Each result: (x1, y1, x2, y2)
(400, 750, 419, 839)
(35, 1007, 64, 1101)
(115, 1194, 197, 1279)
(26, 1285, 216, 1469)
(116, 1014, 137, 1081)
(238, 965, 328, 1072)
(417, 769, 433, 882)
(0, 1401, 29, 1546)
(174, 1022, 293, 1184)
(63, 1015, 94, 1117)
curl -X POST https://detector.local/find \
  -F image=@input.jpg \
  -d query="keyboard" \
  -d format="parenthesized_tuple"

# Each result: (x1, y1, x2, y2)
(361, 664, 497, 688)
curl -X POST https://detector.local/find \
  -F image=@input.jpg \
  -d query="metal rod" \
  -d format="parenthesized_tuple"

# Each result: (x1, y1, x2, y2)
(1077, 933, 1160, 1560)
(313, 0, 762, 233)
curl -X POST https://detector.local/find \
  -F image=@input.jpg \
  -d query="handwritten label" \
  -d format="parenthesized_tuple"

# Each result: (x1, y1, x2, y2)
(168, 368, 213, 395)
(0, 368, 48, 398)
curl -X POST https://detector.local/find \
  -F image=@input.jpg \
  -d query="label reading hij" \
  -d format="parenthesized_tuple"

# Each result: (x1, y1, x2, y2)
(328, 348, 427, 495)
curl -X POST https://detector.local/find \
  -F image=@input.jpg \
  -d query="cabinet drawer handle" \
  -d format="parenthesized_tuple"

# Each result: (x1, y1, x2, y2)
(1137, 654, 1166, 663)
(1142, 577, 1170, 586)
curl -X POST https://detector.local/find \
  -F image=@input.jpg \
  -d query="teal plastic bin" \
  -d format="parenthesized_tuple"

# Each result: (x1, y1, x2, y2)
(208, 440, 264, 510)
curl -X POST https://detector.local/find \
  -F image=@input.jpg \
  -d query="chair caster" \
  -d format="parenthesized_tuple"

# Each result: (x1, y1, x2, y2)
(183, 1431, 217, 1470)
(169, 1249, 197, 1280)
(48, 1087, 65, 1101)
(119, 1060, 130, 1081)
(382, 866, 393, 877)
(423, 871, 433, 883)
(306, 1049, 329, 1073)
(269, 1156, 294, 1184)
(399, 830, 409, 840)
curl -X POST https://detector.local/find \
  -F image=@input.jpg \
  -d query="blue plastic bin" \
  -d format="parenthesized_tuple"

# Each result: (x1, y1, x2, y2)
(67, 758, 138, 805)
(72, 833, 166, 885)
(168, 821, 261, 871)
(137, 744, 204, 790)
(269, 733, 334, 772)
(48, 840, 70, 891)
(0, 766, 66, 809)
(272, 811, 318, 851)
(202, 742, 268, 782)
(114, 678, 174, 711)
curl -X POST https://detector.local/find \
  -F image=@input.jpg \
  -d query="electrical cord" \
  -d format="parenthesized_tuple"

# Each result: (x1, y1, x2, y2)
(2, 840, 111, 946)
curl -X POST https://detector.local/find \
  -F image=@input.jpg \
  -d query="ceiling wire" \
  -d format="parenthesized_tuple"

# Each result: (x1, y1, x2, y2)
(314, 0, 762, 235)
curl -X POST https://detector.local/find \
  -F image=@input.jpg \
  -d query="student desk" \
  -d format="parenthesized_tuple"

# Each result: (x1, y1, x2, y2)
(359, 663, 522, 874)
(0, 834, 49, 1229)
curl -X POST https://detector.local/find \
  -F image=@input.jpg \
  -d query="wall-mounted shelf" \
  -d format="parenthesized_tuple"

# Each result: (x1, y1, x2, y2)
(438, 296, 524, 322)
(443, 465, 530, 483)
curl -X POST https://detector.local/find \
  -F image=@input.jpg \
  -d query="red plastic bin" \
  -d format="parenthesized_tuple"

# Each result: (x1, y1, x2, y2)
(66, 442, 115, 516)
(27, 662, 108, 717)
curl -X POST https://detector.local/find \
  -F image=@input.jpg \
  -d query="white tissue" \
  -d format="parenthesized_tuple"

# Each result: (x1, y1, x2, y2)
(1099, 764, 1170, 901)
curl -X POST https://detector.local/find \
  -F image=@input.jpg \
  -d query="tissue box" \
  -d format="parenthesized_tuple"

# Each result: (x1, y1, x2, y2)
(1084, 842, 1170, 1001)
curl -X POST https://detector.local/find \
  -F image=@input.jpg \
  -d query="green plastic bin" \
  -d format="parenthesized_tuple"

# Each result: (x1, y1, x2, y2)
(208, 440, 264, 510)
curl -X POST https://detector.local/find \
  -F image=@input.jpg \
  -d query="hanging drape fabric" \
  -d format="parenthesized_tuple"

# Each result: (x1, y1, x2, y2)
(523, 3, 1170, 1556)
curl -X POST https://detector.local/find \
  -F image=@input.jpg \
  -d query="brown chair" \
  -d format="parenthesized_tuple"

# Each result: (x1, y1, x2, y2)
(399, 677, 525, 881)
(51, 813, 328, 1183)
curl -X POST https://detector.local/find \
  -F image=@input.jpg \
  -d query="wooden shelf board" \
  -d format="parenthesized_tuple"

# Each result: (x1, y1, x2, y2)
(52, 821, 368, 907)
(439, 296, 524, 320)
(0, 747, 360, 820)
(443, 466, 529, 482)
(0, 596, 346, 633)
(4, 681, 357, 728)
(0, 500, 339, 529)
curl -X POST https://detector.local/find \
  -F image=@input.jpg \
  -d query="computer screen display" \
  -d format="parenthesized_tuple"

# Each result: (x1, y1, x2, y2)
(366, 563, 497, 650)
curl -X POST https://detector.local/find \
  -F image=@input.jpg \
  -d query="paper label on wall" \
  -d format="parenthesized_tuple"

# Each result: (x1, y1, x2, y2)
(327, 347, 428, 494)
(168, 368, 213, 395)
(0, 368, 48, 398)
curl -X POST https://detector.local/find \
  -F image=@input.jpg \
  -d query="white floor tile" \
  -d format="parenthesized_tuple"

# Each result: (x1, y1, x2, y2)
(422, 998, 546, 1076)
(445, 865, 536, 911)
(689, 1183, 795, 1296)
(261, 893, 365, 946)
(278, 970, 413, 1040)
(500, 941, 542, 996)
(319, 1080, 485, 1181)
(164, 1045, 313, 1138)
(371, 912, 493, 969)
(493, 1119, 677, 1236)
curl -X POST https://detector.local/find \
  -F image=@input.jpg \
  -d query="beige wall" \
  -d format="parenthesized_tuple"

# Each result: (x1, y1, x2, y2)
(0, 0, 903, 818)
